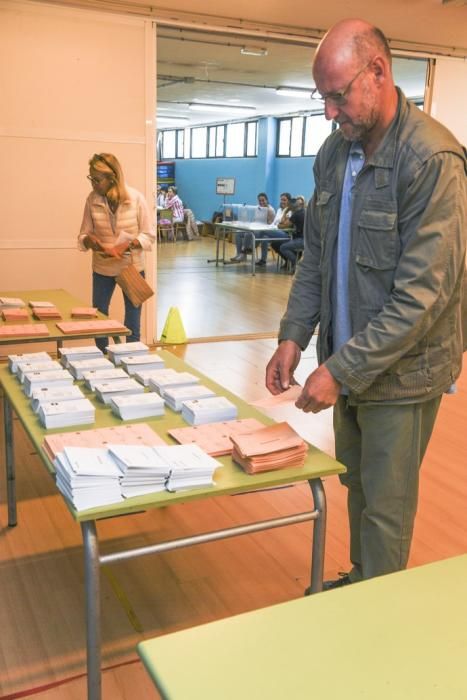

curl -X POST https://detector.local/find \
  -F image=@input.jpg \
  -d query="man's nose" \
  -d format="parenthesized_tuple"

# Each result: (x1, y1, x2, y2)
(324, 99, 340, 121)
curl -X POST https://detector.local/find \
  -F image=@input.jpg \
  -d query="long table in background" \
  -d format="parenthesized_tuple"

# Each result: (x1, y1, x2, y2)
(0, 350, 344, 700)
(210, 222, 292, 275)
(0, 288, 130, 353)
(138, 554, 467, 699)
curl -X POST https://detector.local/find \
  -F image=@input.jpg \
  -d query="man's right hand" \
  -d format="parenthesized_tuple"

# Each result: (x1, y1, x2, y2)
(265, 340, 301, 395)
(84, 235, 103, 251)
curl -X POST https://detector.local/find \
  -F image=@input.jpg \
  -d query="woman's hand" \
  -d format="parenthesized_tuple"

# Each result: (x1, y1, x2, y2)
(84, 235, 103, 251)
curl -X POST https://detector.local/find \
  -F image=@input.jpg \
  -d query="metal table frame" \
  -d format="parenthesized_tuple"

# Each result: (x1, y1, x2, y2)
(208, 223, 291, 276)
(0, 351, 343, 700)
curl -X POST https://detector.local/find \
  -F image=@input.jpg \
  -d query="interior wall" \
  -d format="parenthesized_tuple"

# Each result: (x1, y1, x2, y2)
(0, 0, 156, 342)
(430, 58, 467, 146)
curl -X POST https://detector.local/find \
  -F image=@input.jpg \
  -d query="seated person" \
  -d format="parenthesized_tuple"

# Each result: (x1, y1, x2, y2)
(164, 186, 184, 222)
(255, 192, 293, 267)
(230, 193, 275, 262)
(156, 184, 168, 208)
(272, 195, 306, 272)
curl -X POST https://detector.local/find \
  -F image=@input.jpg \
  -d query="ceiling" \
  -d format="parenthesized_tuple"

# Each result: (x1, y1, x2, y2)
(156, 28, 430, 128)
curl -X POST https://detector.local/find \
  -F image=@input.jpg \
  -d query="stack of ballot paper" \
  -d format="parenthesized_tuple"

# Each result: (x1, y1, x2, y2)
(163, 384, 216, 412)
(107, 444, 171, 497)
(68, 357, 114, 380)
(168, 418, 265, 456)
(0, 296, 26, 308)
(56, 320, 127, 335)
(42, 423, 166, 461)
(9, 351, 52, 374)
(0, 323, 49, 338)
(110, 393, 165, 420)
(23, 368, 74, 397)
(17, 359, 62, 383)
(147, 369, 200, 395)
(120, 353, 165, 375)
(32, 306, 62, 320)
(164, 444, 221, 492)
(106, 341, 149, 365)
(39, 398, 95, 429)
(94, 378, 144, 404)
(83, 367, 128, 390)
(134, 369, 171, 387)
(230, 422, 308, 474)
(181, 396, 238, 426)
(59, 345, 104, 367)
(2, 308, 28, 322)
(54, 446, 123, 511)
(31, 385, 85, 413)
(70, 307, 98, 318)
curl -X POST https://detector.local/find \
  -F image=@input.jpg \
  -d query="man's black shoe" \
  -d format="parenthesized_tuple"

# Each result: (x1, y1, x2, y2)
(255, 259, 266, 266)
(304, 572, 352, 596)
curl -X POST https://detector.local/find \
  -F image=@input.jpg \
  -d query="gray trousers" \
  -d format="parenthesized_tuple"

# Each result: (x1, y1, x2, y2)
(333, 394, 441, 581)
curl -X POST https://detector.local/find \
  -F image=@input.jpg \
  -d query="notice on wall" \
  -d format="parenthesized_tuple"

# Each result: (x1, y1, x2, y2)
(216, 177, 236, 195)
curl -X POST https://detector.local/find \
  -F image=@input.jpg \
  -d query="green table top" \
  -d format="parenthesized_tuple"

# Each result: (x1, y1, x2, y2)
(138, 554, 467, 699)
(0, 288, 130, 344)
(0, 350, 344, 522)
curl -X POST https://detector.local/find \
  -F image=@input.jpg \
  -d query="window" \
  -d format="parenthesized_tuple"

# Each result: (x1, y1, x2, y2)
(159, 120, 257, 159)
(277, 113, 333, 157)
(191, 126, 208, 158)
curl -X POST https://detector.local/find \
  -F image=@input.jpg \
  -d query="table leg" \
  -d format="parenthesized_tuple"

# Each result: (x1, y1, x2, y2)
(251, 233, 256, 276)
(4, 397, 17, 527)
(81, 520, 102, 700)
(207, 226, 221, 265)
(308, 478, 326, 593)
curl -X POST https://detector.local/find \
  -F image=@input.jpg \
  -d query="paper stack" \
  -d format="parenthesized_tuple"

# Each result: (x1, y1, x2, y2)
(0, 323, 49, 338)
(94, 378, 144, 404)
(165, 444, 221, 492)
(2, 308, 28, 322)
(55, 320, 127, 335)
(59, 345, 104, 368)
(8, 351, 52, 374)
(134, 369, 171, 387)
(107, 444, 170, 497)
(106, 341, 149, 365)
(42, 423, 166, 461)
(230, 422, 308, 474)
(0, 296, 26, 308)
(68, 357, 114, 380)
(120, 353, 165, 375)
(147, 369, 200, 395)
(110, 393, 165, 420)
(31, 385, 85, 413)
(168, 418, 265, 456)
(23, 368, 74, 397)
(83, 367, 128, 391)
(54, 446, 123, 511)
(163, 384, 216, 412)
(181, 396, 238, 425)
(39, 398, 95, 429)
(17, 359, 62, 383)
(29, 300, 61, 319)
(71, 307, 98, 318)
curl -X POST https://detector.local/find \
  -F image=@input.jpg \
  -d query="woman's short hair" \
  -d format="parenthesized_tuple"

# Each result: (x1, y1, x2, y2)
(168, 185, 178, 194)
(89, 153, 128, 205)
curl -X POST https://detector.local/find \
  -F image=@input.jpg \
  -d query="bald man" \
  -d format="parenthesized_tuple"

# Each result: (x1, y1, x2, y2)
(266, 19, 466, 589)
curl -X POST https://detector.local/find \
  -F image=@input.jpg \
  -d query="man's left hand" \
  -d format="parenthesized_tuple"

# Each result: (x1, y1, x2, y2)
(295, 364, 341, 413)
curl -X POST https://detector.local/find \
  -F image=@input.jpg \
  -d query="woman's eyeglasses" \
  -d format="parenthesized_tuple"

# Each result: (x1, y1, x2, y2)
(87, 174, 107, 185)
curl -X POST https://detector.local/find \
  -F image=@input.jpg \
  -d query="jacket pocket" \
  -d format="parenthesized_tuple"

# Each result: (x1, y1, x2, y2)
(355, 210, 398, 270)
(316, 188, 335, 265)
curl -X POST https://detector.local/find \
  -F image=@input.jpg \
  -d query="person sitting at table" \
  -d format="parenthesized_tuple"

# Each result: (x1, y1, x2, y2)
(230, 193, 276, 262)
(254, 192, 293, 267)
(164, 186, 185, 223)
(156, 184, 167, 208)
(78, 152, 155, 352)
(272, 195, 307, 273)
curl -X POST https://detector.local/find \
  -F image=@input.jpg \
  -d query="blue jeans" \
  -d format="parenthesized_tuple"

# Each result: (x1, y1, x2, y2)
(276, 238, 304, 264)
(92, 271, 144, 352)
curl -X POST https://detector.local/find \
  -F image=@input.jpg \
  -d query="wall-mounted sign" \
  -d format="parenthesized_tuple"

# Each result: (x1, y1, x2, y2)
(216, 177, 235, 195)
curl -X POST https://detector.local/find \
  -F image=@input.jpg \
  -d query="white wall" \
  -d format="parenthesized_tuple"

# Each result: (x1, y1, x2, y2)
(430, 57, 467, 146)
(0, 1, 156, 342)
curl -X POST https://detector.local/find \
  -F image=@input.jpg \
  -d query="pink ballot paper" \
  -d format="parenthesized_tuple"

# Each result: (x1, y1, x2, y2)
(168, 418, 265, 457)
(56, 320, 127, 334)
(0, 323, 49, 338)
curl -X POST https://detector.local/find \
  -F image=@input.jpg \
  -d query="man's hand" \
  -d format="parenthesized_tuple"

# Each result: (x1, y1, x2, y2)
(295, 364, 341, 413)
(265, 340, 301, 395)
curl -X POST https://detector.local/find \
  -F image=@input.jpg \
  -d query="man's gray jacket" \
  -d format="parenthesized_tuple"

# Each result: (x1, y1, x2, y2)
(279, 90, 467, 402)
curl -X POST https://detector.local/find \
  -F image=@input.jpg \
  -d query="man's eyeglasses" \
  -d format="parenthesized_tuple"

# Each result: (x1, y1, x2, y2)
(311, 60, 373, 106)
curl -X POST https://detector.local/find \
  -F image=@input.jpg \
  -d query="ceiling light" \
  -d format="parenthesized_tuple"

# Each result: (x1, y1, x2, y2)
(157, 116, 190, 124)
(240, 46, 268, 57)
(276, 86, 313, 98)
(188, 102, 256, 114)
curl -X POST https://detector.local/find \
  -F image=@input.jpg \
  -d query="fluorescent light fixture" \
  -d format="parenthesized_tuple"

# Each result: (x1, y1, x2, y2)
(188, 102, 256, 114)
(240, 46, 268, 56)
(157, 116, 190, 124)
(276, 86, 313, 98)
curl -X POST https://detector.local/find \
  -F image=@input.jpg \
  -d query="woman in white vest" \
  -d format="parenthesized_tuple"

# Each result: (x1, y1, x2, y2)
(78, 153, 155, 351)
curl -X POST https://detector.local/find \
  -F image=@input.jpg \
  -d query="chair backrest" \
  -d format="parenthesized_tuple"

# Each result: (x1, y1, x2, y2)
(158, 208, 173, 224)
